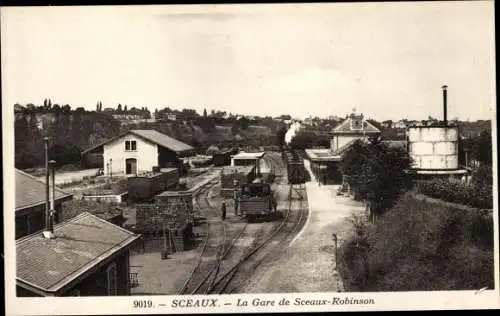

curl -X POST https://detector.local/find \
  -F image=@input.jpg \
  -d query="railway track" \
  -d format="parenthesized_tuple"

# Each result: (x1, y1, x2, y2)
(202, 152, 307, 294)
(179, 153, 306, 295)
(177, 181, 248, 295)
(177, 182, 221, 294)
(207, 187, 307, 294)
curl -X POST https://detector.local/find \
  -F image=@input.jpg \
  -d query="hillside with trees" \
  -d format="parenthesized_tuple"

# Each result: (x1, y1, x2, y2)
(14, 102, 281, 169)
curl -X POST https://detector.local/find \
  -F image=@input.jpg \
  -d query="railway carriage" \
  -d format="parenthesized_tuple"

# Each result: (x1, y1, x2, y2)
(219, 166, 255, 199)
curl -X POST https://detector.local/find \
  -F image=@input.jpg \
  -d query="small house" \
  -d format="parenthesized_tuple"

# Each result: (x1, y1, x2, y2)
(230, 152, 265, 176)
(16, 212, 141, 297)
(82, 129, 195, 176)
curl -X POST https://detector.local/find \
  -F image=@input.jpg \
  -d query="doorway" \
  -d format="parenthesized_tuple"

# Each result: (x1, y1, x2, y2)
(126, 158, 137, 175)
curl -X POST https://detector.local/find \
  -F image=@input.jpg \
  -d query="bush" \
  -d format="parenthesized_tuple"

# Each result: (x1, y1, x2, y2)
(341, 139, 413, 218)
(338, 194, 494, 291)
(416, 178, 492, 209)
(471, 164, 493, 187)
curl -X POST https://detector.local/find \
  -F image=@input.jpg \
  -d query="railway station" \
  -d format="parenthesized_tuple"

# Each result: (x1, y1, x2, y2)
(305, 111, 380, 185)
(8, 4, 494, 312)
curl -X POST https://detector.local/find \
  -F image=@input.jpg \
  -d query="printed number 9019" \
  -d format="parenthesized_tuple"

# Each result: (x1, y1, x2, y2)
(133, 300, 153, 308)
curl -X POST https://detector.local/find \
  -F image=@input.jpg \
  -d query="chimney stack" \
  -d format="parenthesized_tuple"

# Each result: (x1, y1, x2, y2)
(442, 85, 448, 126)
(49, 160, 56, 233)
(42, 137, 55, 239)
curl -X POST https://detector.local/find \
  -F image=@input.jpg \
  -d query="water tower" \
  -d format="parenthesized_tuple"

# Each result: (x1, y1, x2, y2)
(407, 85, 469, 180)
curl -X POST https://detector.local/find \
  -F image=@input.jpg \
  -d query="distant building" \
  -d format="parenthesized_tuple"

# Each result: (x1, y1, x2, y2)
(16, 212, 141, 297)
(112, 114, 142, 120)
(231, 152, 265, 176)
(393, 120, 407, 129)
(329, 112, 380, 152)
(15, 169, 73, 239)
(327, 115, 343, 121)
(82, 129, 195, 176)
(381, 121, 392, 129)
(166, 114, 177, 121)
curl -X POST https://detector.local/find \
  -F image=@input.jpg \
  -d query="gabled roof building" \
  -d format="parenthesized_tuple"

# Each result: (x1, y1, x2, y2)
(82, 129, 195, 176)
(305, 111, 381, 185)
(17, 212, 141, 297)
(15, 169, 73, 239)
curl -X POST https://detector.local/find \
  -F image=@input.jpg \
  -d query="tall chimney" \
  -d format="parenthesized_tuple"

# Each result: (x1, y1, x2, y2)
(442, 85, 448, 126)
(49, 160, 56, 233)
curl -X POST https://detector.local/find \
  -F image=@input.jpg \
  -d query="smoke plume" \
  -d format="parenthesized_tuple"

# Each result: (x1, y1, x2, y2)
(285, 122, 302, 145)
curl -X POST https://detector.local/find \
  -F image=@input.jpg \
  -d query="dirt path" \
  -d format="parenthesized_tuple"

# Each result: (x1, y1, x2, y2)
(36, 168, 99, 186)
(238, 161, 366, 293)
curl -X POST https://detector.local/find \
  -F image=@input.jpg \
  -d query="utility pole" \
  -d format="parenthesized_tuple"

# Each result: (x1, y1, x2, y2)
(332, 233, 338, 270)
(109, 158, 113, 178)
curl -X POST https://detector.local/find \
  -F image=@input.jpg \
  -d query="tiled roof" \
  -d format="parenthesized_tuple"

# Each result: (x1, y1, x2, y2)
(231, 152, 265, 160)
(130, 130, 194, 153)
(304, 149, 341, 162)
(330, 138, 365, 156)
(332, 116, 380, 134)
(59, 200, 124, 223)
(16, 212, 140, 294)
(81, 129, 194, 155)
(16, 169, 73, 212)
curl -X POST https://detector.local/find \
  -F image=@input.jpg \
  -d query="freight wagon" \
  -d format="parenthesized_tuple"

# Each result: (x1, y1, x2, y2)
(282, 148, 309, 184)
(190, 155, 213, 168)
(128, 168, 179, 203)
(219, 166, 255, 199)
(212, 148, 239, 167)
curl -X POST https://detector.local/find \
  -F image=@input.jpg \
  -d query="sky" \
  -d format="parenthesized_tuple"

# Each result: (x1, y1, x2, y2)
(1, 2, 496, 121)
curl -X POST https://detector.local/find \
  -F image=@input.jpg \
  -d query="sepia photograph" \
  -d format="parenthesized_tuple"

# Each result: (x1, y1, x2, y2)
(2, 1, 498, 314)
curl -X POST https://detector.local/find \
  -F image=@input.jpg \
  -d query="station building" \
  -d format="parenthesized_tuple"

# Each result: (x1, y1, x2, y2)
(230, 152, 265, 176)
(305, 111, 381, 184)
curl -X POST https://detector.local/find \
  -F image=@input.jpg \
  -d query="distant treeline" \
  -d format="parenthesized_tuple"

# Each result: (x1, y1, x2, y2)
(14, 102, 285, 169)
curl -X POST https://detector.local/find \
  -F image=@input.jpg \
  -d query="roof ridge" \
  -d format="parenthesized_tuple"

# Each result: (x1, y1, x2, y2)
(82, 129, 193, 155)
(16, 212, 91, 246)
(86, 211, 138, 236)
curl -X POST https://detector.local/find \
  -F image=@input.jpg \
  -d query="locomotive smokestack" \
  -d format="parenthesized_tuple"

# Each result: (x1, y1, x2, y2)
(442, 85, 448, 126)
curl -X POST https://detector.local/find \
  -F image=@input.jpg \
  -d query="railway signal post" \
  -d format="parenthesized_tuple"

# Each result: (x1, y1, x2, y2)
(332, 233, 338, 270)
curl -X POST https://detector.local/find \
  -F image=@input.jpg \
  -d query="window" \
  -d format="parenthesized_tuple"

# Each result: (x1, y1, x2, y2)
(351, 119, 363, 130)
(125, 140, 137, 151)
(107, 262, 117, 296)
